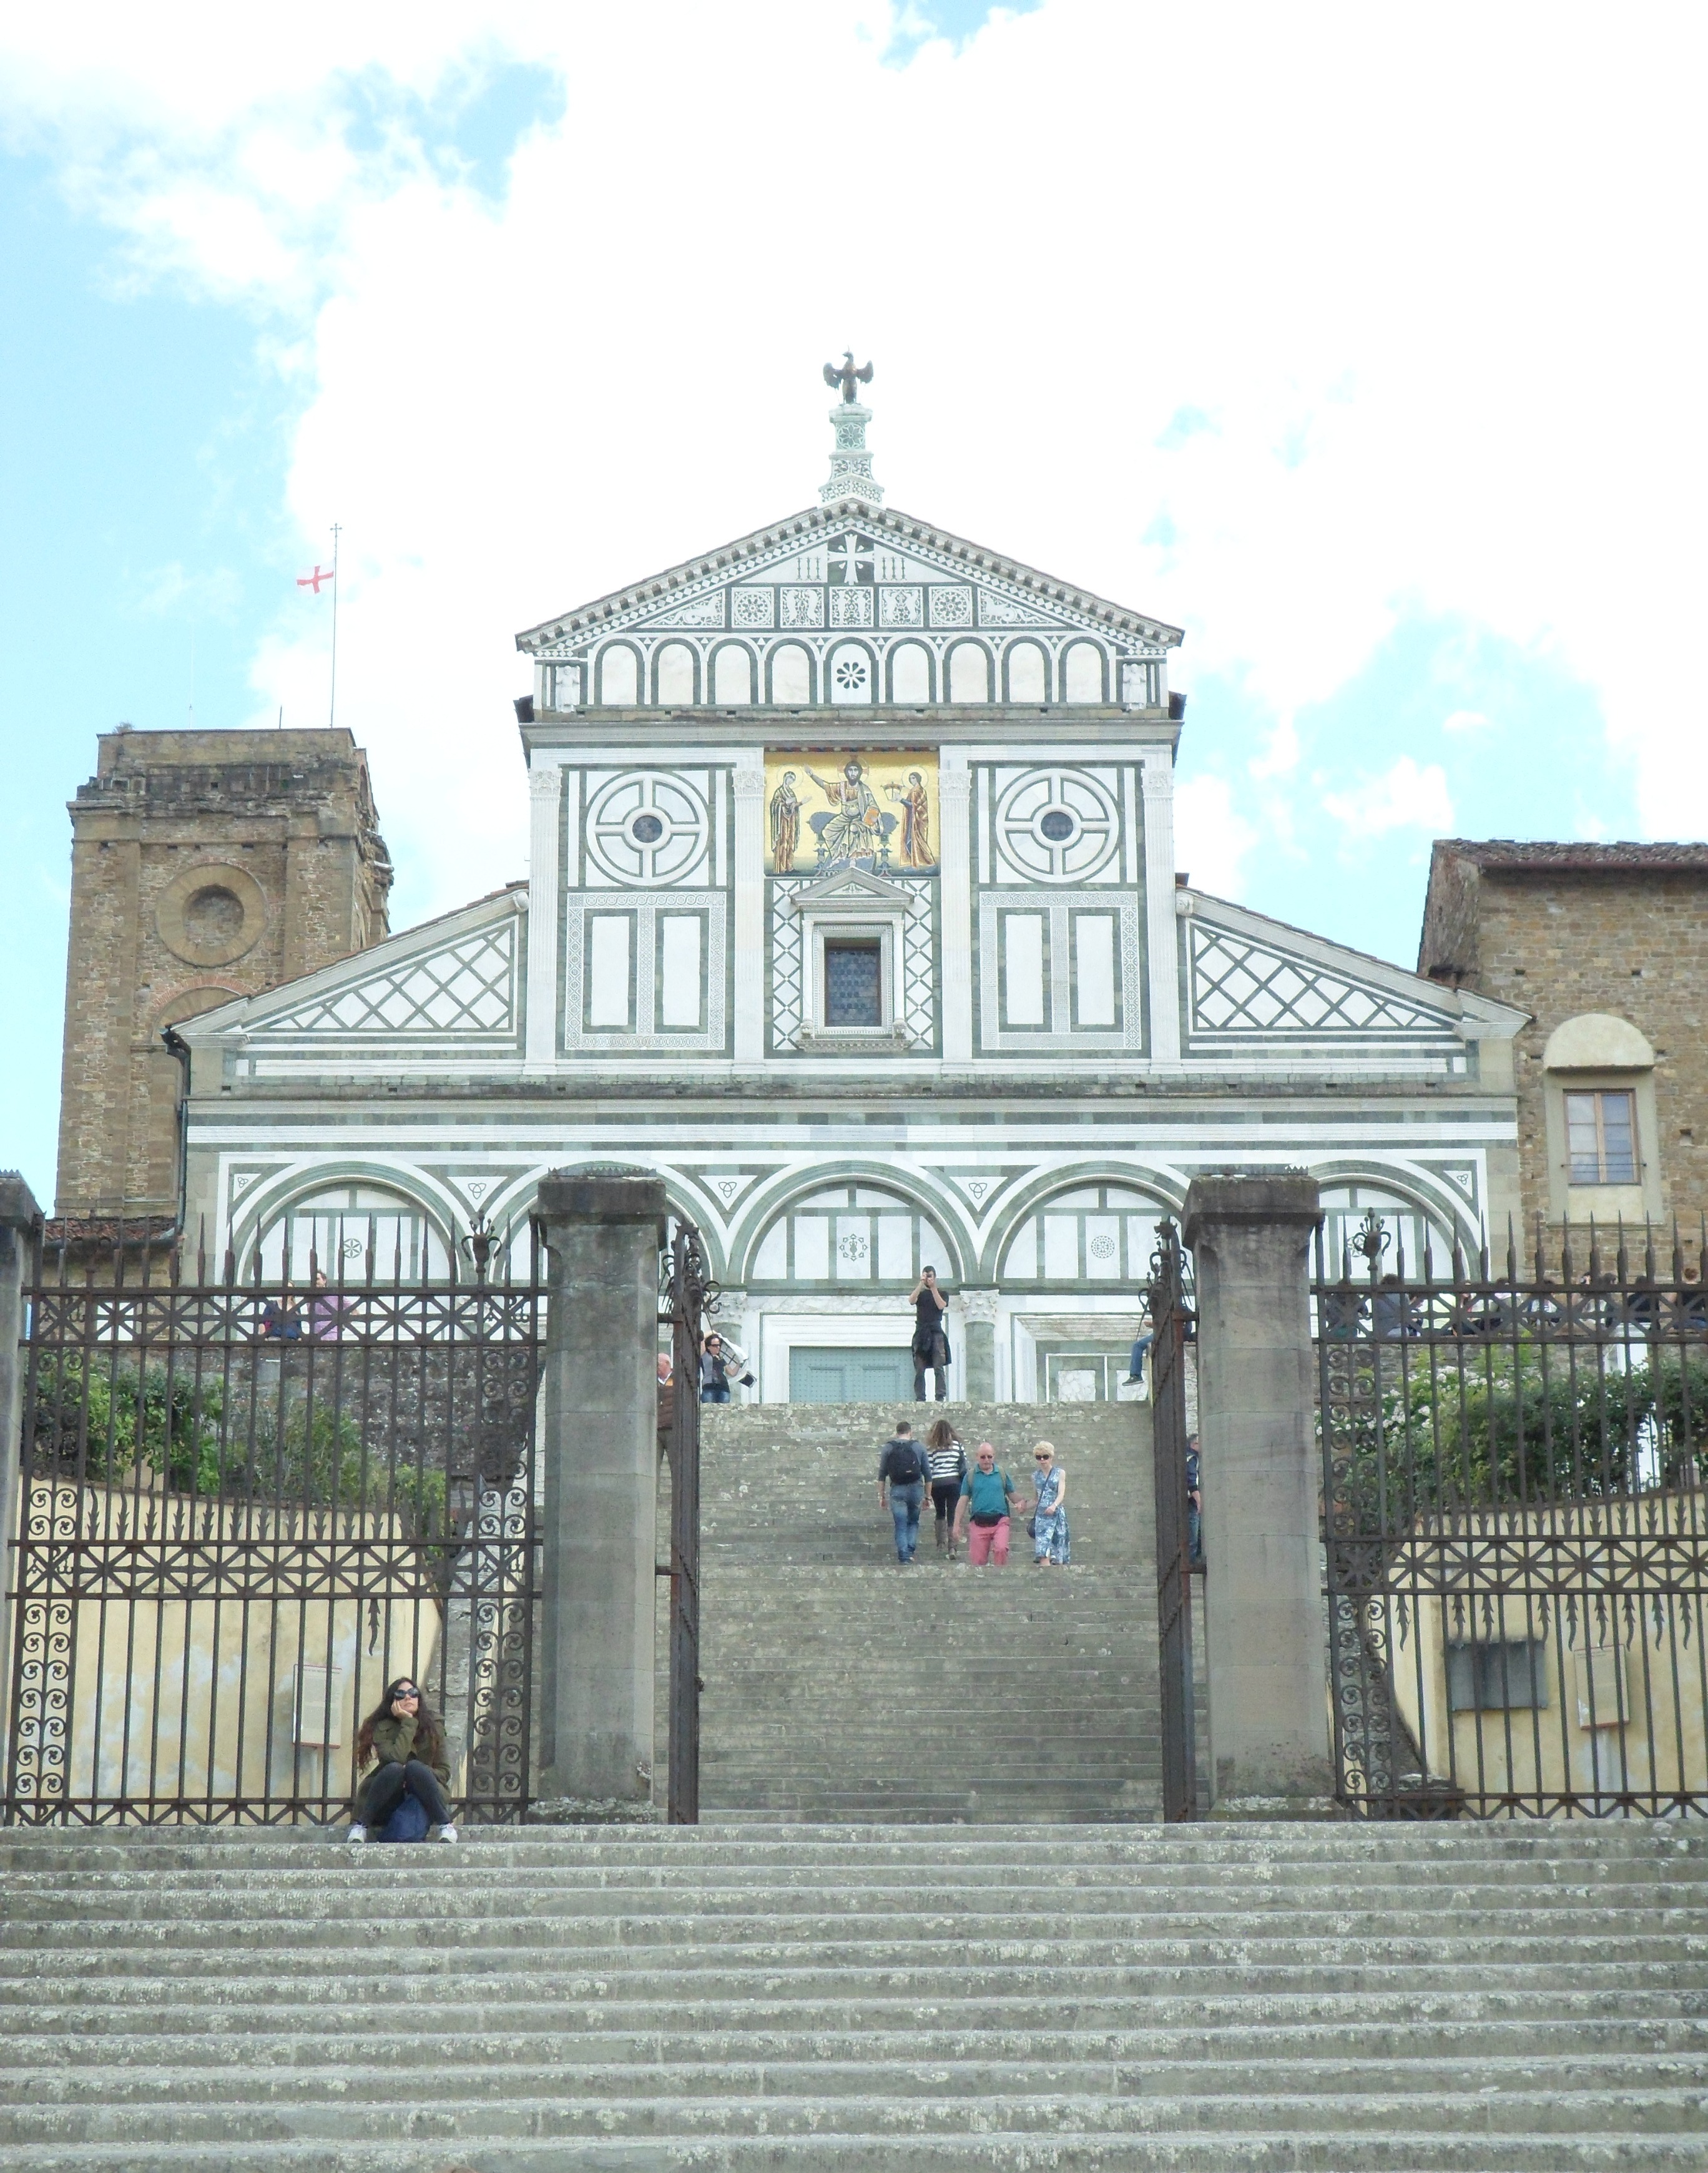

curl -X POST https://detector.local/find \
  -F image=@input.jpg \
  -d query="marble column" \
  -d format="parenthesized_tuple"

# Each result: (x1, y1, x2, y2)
(959, 1287, 999, 1400)
(732, 757, 765, 1065)
(524, 762, 563, 1071)
(1141, 752, 1182, 1068)
(938, 761, 973, 1064)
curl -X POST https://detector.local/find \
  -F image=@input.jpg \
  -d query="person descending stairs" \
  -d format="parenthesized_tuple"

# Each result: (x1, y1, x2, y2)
(659, 1398, 1161, 1823)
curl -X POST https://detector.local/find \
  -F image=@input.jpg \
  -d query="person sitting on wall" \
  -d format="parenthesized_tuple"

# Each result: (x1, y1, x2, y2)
(1121, 1310, 1154, 1388)
(347, 1678, 456, 1845)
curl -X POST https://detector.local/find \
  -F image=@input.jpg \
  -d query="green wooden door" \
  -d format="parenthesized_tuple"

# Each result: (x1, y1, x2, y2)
(789, 1346, 915, 1404)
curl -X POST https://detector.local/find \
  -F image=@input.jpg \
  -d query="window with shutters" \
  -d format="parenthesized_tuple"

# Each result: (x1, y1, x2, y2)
(1565, 1089, 1637, 1185)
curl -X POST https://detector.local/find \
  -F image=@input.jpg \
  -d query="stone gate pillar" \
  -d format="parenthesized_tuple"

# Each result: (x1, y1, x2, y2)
(0, 1175, 42, 1775)
(1182, 1170, 1334, 1816)
(534, 1169, 665, 1815)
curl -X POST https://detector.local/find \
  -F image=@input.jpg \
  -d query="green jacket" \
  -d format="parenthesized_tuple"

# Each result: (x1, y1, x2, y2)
(352, 1711, 451, 1818)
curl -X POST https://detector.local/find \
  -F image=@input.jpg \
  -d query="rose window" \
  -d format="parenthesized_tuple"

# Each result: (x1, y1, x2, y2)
(586, 772, 709, 884)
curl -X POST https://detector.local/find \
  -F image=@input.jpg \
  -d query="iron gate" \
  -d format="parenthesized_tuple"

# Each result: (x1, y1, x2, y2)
(1148, 1220, 1198, 1822)
(1317, 1214, 1708, 1818)
(5, 1224, 544, 1825)
(659, 1220, 712, 1825)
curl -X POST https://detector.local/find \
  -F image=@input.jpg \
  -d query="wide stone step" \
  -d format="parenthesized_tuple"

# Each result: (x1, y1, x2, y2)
(18, 1862, 1691, 1900)
(14, 2136, 1706, 2172)
(8, 2048, 1708, 2112)
(7, 1886, 1696, 1933)
(7, 1955, 1702, 2004)
(11, 2013, 1708, 2064)
(3, 1825, 1704, 1870)
(6, 2081, 1705, 2146)
(7, 2019, 1708, 2072)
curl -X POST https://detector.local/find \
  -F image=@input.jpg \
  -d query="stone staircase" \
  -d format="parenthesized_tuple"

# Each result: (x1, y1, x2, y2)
(2, 1818, 1705, 2169)
(660, 1400, 1162, 1821)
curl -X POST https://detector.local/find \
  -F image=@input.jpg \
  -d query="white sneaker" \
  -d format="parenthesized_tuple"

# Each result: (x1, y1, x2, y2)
(437, 1824, 458, 1843)
(346, 1823, 367, 1845)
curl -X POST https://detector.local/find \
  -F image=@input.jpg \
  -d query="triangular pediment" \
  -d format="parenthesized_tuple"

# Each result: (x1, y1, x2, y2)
(783, 865, 914, 910)
(177, 888, 526, 1049)
(1184, 896, 1526, 1048)
(516, 499, 1182, 665)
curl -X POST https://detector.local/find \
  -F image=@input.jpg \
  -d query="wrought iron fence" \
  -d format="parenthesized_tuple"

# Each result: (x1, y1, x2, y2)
(1317, 1214, 1708, 1819)
(6, 1220, 544, 1826)
(658, 1221, 714, 1825)
(1148, 1219, 1199, 1822)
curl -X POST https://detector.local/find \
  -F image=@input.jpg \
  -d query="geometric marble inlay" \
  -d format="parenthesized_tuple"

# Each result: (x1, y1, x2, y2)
(263, 924, 516, 1036)
(1190, 924, 1445, 1036)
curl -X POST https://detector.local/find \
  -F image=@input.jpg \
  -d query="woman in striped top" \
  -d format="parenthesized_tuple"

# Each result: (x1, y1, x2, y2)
(925, 1419, 968, 1558)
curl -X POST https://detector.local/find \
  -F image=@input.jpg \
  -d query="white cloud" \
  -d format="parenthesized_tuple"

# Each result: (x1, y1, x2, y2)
(1322, 758, 1455, 840)
(4, 0, 1707, 920)
(1441, 709, 1493, 735)
(1174, 776, 1259, 900)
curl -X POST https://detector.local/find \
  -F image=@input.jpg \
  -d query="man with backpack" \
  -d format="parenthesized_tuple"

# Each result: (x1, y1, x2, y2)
(876, 1420, 929, 1565)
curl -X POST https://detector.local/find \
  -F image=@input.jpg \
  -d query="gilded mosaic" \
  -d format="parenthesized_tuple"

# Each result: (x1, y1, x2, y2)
(765, 751, 938, 876)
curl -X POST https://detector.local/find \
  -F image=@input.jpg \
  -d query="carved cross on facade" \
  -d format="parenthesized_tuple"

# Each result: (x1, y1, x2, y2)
(822, 351, 874, 404)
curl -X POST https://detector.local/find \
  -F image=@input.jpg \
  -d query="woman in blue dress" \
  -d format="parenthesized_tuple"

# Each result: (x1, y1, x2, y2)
(1026, 1441, 1070, 1566)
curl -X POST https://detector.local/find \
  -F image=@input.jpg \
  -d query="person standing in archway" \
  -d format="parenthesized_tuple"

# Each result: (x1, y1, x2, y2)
(910, 1265, 949, 1401)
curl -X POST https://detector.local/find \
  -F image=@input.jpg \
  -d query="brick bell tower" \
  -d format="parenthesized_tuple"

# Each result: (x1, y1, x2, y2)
(55, 726, 393, 1222)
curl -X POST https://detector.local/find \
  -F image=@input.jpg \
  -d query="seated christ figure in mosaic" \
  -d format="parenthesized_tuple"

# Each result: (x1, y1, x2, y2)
(807, 759, 895, 871)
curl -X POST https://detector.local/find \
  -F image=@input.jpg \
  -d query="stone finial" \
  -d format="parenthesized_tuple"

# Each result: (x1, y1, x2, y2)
(819, 361, 884, 507)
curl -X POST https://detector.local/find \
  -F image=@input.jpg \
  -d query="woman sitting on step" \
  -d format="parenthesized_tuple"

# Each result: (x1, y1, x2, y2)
(347, 1679, 457, 1845)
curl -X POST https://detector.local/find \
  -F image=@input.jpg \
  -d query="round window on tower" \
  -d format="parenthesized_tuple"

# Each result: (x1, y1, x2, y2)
(1039, 808, 1076, 843)
(155, 861, 268, 967)
(183, 885, 245, 944)
(629, 812, 665, 845)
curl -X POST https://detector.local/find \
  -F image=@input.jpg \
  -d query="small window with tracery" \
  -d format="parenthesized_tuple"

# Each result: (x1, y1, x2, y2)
(824, 941, 881, 1028)
(1565, 1089, 1637, 1185)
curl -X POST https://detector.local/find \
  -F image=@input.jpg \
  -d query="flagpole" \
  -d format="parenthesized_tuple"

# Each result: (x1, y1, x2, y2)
(328, 522, 341, 730)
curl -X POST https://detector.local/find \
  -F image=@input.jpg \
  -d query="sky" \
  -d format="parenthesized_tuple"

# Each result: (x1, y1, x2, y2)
(2, 0, 1703, 1210)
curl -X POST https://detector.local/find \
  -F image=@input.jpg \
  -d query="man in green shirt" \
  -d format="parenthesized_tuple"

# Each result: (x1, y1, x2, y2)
(953, 1441, 1016, 1566)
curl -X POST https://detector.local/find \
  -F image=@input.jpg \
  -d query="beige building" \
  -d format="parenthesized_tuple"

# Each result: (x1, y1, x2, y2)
(55, 727, 392, 1220)
(1419, 841, 1708, 1242)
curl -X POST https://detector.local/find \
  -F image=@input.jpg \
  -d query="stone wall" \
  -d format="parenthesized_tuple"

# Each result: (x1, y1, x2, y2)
(56, 727, 391, 1218)
(1420, 846, 1708, 1236)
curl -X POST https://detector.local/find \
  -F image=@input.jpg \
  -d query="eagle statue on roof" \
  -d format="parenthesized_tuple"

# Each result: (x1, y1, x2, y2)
(823, 351, 875, 404)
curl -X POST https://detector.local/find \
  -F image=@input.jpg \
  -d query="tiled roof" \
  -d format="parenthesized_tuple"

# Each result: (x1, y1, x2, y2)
(1434, 840, 1708, 874)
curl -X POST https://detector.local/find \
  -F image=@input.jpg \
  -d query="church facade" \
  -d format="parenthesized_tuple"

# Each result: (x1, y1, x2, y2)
(175, 396, 1526, 1403)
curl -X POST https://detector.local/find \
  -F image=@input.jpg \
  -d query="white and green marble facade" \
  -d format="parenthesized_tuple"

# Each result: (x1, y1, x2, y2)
(179, 493, 1526, 1403)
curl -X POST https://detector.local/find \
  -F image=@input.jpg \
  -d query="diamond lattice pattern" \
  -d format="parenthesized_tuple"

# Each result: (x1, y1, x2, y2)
(264, 926, 516, 1036)
(1191, 926, 1446, 1036)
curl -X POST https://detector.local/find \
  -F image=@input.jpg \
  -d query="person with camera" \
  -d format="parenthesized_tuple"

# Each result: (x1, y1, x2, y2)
(909, 1265, 950, 1401)
(697, 1330, 755, 1404)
